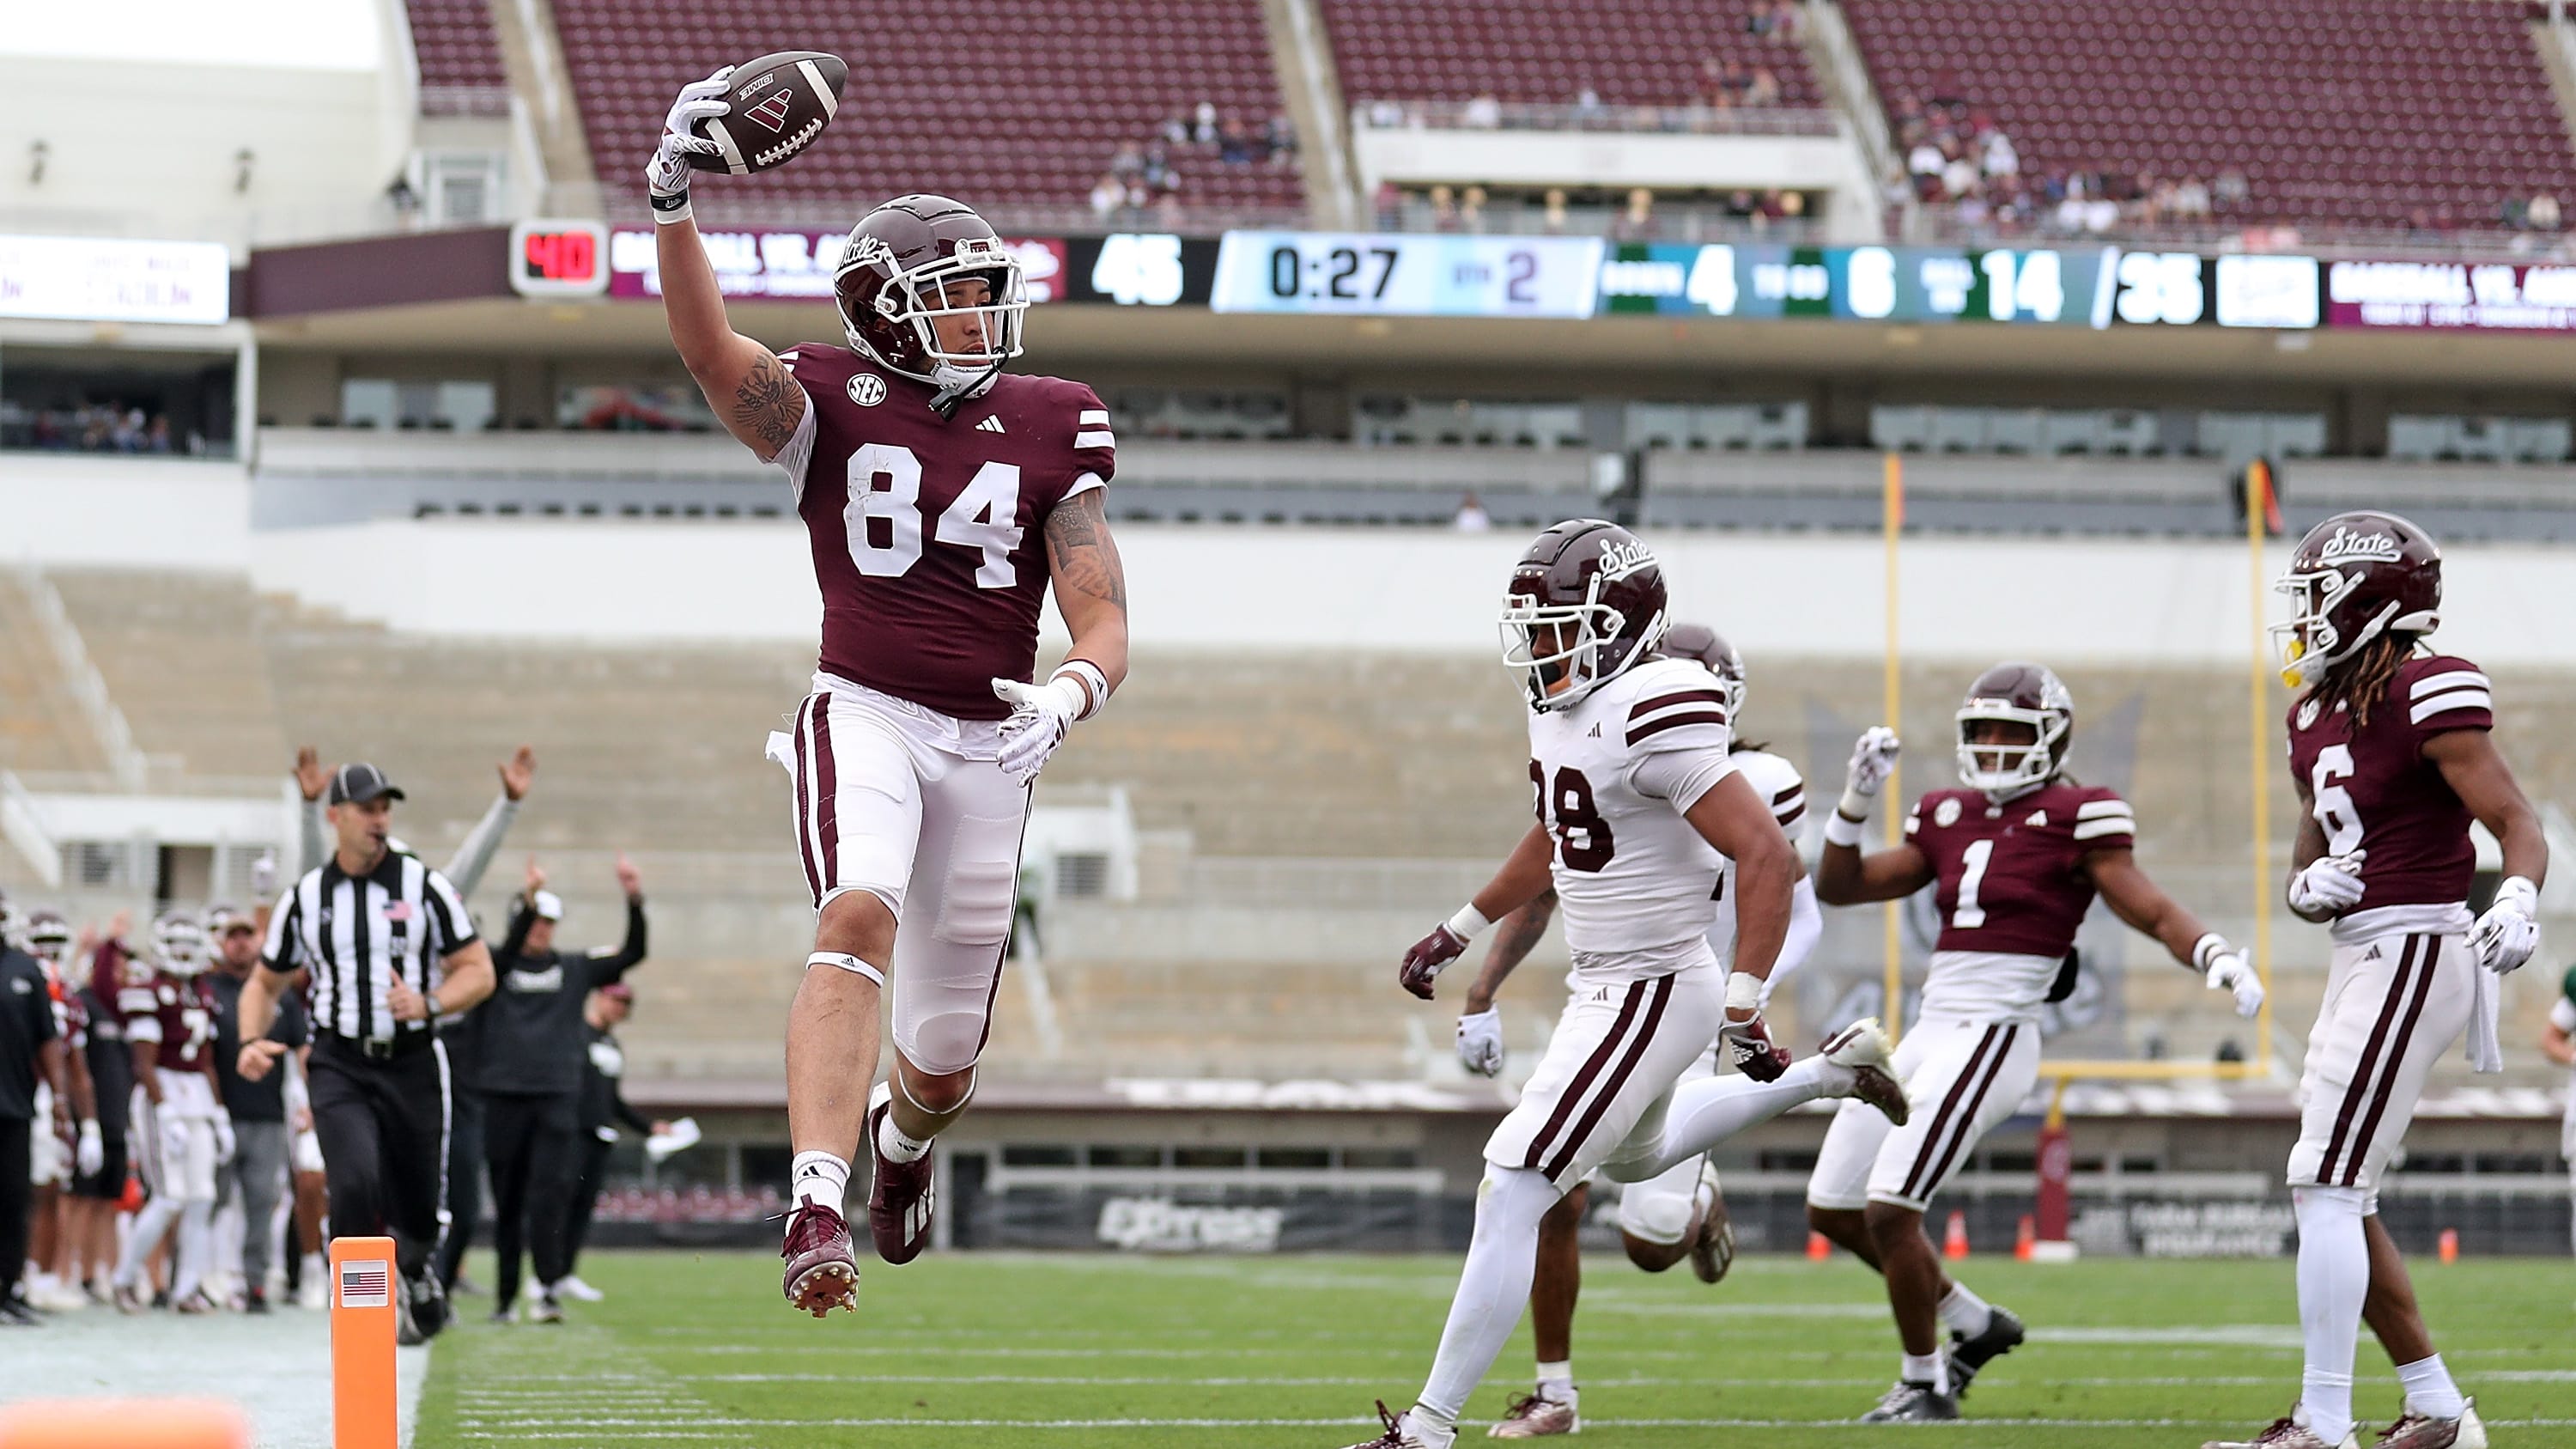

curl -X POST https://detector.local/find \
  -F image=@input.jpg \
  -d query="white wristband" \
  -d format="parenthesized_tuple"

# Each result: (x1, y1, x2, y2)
(1724, 971, 1764, 1014)
(2190, 932, 2229, 971)
(1837, 786, 1878, 824)
(1823, 810, 1868, 849)
(1051, 659, 1112, 721)
(1446, 904, 1493, 941)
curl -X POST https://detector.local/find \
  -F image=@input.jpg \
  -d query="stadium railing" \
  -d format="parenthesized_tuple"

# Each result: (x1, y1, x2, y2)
(1350, 99, 1842, 138)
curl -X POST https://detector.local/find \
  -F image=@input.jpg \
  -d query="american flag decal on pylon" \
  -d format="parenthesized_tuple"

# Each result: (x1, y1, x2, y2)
(338, 1259, 392, 1308)
(747, 90, 795, 132)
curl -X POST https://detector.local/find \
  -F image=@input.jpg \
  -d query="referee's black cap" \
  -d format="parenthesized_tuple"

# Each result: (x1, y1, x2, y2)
(329, 762, 407, 806)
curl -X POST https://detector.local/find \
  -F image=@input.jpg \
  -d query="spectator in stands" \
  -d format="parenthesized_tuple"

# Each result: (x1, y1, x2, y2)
(1908, 136, 1946, 195)
(1218, 117, 1255, 166)
(2172, 175, 2212, 222)
(1453, 493, 1492, 533)
(1464, 94, 1502, 129)
(1746, 65, 1781, 109)
(1541, 188, 1570, 234)
(1460, 186, 1489, 233)
(2213, 167, 2251, 210)
(1982, 127, 2019, 180)
(1613, 187, 1657, 241)
(145, 417, 173, 454)
(1573, 85, 1603, 121)
(2531, 192, 2562, 231)
(1941, 147, 1979, 202)
(1429, 185, 1461, 232)
(1090, 174, 1126, 222)
(1193, 100, 1218, 145)
(1374, 181, 1404, 230)
(1266, 113, 1297, 166)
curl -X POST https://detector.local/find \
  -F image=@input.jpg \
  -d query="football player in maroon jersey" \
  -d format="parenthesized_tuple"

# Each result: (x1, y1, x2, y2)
(1814, 663, 2264, 1423)
(110, 910, 234, 1313)
(2206, 511, 2542, 1449)
(647, 76, 1131, 1318)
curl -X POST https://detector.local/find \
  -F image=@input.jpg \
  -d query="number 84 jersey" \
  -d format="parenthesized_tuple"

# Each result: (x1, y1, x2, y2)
(771, 345, 1114, 721)
(1528, 656, 1742, 981)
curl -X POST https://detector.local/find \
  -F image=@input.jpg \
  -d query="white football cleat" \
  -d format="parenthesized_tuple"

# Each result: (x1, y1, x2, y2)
(553, 1275, 605, 1302)
(1819, 1018, 1909, 1125)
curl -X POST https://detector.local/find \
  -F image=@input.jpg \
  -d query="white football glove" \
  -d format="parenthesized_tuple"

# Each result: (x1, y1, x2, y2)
(1829, 726, 1902, 837)
(2470, 875, 2540, 975)
(2287, 849, 2367, 916)
(76, 1119, 103, 1178)
(992, 675, 1084, 785)
(645, 67, 733, 210)
(2194, 934, 2264, 1019)
(210, 1111, 236, 1167)
(1455, 1008, 1504, 1077)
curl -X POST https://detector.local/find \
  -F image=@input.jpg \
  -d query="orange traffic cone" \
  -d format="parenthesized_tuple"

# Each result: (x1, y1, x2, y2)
(2012, 1215, 2035, 1262)
(1807, 1231, 1831, 1261)
(1942, 1210, 1970, 1260)
(2438, 1228, 2459, 1264)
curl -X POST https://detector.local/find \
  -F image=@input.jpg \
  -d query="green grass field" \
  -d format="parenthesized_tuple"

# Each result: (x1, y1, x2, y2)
(415, 1251, 2576, 1448)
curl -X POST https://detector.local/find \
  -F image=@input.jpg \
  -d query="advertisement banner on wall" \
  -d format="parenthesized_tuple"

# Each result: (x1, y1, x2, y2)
(0, 234, 233, 325)
(2324, 259, 2576, 332)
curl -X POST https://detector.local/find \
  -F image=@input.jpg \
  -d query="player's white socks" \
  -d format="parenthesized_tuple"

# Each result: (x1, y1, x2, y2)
(117, 1191, 185, 1288)
(1937, 1281, 1994, 1339)
(173, 1198, 214, 1300)
(1534, 1360, 1576, 1407)
(877, 1111, 933, 1166)
(2292, 1184, 2370, 1445)
(1412, 1166, 1561, 1446)
(1901, 1350, 1950, 1394)
(2394, 1355, 2465, 1420)
(1613, 1055, 1838, 1182)
(792, 1151, 851, 1216)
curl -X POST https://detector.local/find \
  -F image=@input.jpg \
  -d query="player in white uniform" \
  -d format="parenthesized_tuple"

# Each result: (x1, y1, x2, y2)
(1340, 522, 1908, 1449)
(1451, 625, 1821, 1438)
(2547, 965, 2576, 1259)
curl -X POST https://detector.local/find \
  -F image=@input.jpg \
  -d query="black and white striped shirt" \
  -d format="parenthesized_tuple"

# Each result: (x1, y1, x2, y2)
(263, 851, 477, 1044)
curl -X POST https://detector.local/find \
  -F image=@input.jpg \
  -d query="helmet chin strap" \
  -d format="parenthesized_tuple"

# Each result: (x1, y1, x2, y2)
(929, 356, 1005, 421)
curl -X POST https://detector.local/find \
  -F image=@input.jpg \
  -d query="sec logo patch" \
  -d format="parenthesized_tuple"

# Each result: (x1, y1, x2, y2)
(2297, 698, 2321, 730)
(1934, 797, 1963, 828)
(848, 374, 886, 407)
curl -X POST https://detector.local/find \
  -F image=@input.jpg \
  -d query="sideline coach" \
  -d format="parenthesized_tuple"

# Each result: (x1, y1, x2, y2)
(239, 763, 494, 1343)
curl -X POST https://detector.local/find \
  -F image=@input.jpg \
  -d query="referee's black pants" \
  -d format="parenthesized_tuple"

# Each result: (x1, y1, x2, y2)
(563, 1130, 615, 1274)
(484, 1089, 580, 1310)
(0, 1116, 31, 1302)
(308, 1035, 451, 1282)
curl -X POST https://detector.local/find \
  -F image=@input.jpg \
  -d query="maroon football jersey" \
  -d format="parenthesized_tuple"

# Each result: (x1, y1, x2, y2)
(771, 347, 1114, 721)
(1905, 782, 2135, 958)
(119, 970, 216, 1074)
(2285, 654, 2490, 912)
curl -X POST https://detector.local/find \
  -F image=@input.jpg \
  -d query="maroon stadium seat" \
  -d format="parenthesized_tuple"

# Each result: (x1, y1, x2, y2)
(1319, 0, 1827, 110)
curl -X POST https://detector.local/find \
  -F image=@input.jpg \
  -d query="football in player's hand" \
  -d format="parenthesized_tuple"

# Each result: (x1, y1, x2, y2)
(688, 52, 848, 174)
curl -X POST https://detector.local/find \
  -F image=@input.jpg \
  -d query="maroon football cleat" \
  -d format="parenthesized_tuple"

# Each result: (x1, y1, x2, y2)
(866, 1086, 937, 1264)
(780, 1202, 860, 1318)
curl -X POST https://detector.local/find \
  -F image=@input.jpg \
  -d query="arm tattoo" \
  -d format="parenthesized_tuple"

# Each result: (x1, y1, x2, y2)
(1044, 491, 1127, 611)
(729, 351, 801, 454)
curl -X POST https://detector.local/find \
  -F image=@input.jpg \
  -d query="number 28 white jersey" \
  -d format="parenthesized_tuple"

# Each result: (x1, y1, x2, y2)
(1527, 657, 1740, 980)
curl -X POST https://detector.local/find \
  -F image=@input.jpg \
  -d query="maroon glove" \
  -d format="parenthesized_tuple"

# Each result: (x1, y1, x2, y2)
(1720, 1013, 1791, 1081)
(1398, 923, 1471, 1001)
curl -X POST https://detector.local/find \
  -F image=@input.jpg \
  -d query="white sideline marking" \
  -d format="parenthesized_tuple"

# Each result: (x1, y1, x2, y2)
(447, 1417, 2576, 1436)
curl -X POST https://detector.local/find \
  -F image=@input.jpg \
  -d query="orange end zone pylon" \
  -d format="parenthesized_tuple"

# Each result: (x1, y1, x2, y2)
(330, 1235, 400, 1449)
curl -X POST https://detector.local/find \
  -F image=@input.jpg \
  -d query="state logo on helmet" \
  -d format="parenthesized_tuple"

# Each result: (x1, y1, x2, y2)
(154, 909, 209, 977)
(1956, 661, 2075, 795)
(1660, 622, 1746, 725)
(1499, 520, 1669, 711)
(2271, 509, 2442, 689)
(830, 194, 1028, 411)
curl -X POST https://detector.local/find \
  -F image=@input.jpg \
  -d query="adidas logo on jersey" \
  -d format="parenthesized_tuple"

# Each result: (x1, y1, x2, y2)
(975, 415, 1006, 434)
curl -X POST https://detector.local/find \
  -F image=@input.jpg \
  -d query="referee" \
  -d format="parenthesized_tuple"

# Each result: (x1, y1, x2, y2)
(238, 763, 495, 1344)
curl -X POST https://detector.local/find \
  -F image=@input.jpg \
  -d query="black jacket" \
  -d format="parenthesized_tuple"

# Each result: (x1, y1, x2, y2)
(477, 895, 646, 1097)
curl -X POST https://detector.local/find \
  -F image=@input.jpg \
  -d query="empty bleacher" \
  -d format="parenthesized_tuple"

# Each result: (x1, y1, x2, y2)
(0, 571, 114, 779)
(1840, 0, 2576, 231)
(1321, 0, 1826, 110)
(48, 571, 289, 783)
(404, 0, 510, 107)
(550, 0, 1305, 223)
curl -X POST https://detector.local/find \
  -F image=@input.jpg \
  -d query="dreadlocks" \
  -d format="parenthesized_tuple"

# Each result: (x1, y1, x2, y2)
(2308, 633, 2412, 729)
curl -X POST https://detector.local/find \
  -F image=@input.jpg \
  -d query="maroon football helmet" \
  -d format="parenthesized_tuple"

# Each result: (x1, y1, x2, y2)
(2272, 509, 2442, 688)
(22, 909, 71, 965)
(831, 194, 1026, 398)
(1499, 520, 1669, 710)
(1955, 661, 2074, 795)
(1659, 622, 1745, 723)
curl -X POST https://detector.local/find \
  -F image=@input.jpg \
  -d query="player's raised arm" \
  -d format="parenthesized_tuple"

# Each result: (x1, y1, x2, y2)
(1815, 727, 1937, 904)
(647, 68, 807, 462)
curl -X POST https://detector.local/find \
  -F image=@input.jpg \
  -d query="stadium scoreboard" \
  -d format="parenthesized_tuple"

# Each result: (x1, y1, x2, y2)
(1210, 231, 1603, 318)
